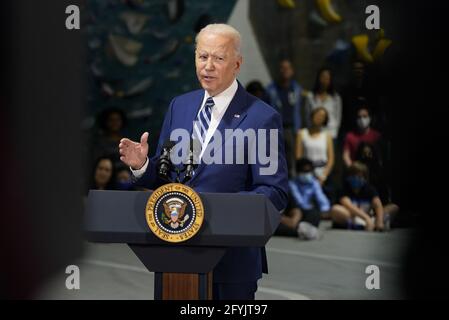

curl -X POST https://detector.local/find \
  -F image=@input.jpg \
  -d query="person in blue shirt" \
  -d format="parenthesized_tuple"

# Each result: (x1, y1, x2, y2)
(331, 161, 399, 232)
(275, 158, 333, 240)
(266, 59, 303, 177)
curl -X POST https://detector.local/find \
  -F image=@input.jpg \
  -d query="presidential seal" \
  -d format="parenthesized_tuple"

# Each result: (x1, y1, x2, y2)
(145, 183, 204, 243)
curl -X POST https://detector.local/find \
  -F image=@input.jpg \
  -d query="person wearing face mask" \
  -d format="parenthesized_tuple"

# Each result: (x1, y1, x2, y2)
(355, 142, 400, 222)
(275, 158, 334, 240)
(331, 161, 398, 232)
(115, 165, 135, 191)
(342, 105, 381, 168)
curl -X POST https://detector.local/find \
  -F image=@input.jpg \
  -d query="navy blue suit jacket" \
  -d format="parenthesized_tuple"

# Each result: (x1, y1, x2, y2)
(135, 82, 289, 283)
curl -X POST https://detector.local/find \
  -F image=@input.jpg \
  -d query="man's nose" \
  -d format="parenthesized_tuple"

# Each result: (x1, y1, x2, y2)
(205, 58, 215, 71)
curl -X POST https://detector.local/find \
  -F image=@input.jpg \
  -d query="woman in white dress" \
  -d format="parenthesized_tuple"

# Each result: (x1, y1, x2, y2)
(296, 107, 334, 187)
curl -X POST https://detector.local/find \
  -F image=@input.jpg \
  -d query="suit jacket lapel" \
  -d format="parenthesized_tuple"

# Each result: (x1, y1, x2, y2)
(190, 82, 249, 181)
(182, 89, 205, 135)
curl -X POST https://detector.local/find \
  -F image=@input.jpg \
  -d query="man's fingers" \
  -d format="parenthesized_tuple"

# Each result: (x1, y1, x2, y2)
(120, 138, 136, 148)
(120, 138, 132, 144)
(140, 132, 149, 145)
(119, 142, 129, 149)
(119, 143, 128, 154)
(119, 138, 139, 151)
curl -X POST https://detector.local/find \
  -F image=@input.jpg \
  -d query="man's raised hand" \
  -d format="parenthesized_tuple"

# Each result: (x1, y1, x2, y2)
(119, 132, 149, 170)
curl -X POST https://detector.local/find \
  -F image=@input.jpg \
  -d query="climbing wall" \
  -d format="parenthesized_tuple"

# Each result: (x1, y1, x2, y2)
(249, 0, 395, 89)
(84, 0, 236, 152)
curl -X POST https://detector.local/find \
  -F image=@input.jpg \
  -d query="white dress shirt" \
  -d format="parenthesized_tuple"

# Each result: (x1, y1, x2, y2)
(131, 79, 238, 178)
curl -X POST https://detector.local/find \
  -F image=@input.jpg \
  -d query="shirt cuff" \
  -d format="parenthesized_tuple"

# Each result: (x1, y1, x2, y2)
(130, 157, 149, 179)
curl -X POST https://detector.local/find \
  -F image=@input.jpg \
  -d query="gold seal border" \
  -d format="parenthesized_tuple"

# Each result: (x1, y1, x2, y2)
(145, 183, 204, 243)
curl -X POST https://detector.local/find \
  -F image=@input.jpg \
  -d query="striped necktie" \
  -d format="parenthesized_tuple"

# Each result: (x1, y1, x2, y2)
(192, 97, 214, 145)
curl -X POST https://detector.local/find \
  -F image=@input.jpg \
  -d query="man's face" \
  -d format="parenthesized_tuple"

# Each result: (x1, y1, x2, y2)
(195, 32, 242, 96)
(279, 60, 294, 81)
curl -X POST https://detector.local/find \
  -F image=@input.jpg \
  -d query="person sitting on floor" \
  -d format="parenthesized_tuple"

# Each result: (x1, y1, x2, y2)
(275, 158, 332, 240)
(342, 104, 381, 168)
(331, 161, 399, 232)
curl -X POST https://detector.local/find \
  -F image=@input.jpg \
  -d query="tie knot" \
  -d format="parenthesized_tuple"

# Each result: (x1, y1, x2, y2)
(205, 97, 215, 109)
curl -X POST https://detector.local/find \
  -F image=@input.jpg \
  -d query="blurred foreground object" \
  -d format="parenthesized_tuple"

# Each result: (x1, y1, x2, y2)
(1, 0, 84, 299)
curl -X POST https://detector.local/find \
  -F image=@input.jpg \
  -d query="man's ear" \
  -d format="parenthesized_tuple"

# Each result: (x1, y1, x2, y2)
(235, 55, 243, 73)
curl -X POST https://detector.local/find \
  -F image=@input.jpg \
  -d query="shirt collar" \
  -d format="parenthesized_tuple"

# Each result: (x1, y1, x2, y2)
(203, 79, 238, 112)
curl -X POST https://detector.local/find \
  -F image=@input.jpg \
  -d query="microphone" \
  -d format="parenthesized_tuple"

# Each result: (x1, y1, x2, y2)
(183, 138, 200, 183)
(157, 139, 175, 181)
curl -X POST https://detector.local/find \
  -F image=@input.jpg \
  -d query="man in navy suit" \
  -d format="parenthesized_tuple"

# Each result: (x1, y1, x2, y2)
(119, 24, 288, 300)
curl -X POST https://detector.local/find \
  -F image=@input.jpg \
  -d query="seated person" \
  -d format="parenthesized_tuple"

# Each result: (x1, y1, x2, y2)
(115, 165, 134, 191)
(85, 156, 117, 204)
(342, 105, 381, 168)
(88, 156, 116, 192)
(331, 161, 399, 232)
(91, 107, 127, 169)
(296, 107, 334, 186)
(355, 142, 388, 203)
(275, 158, 331, 240)
(296, 107, 336, 203)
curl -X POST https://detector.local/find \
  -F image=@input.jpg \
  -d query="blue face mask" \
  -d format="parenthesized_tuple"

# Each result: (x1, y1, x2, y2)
(298, 173, 314, 184)
(347, 176, 365, 189)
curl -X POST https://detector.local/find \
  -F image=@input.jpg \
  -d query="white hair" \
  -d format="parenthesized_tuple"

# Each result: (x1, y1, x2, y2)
(195, 23, 242, 56)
